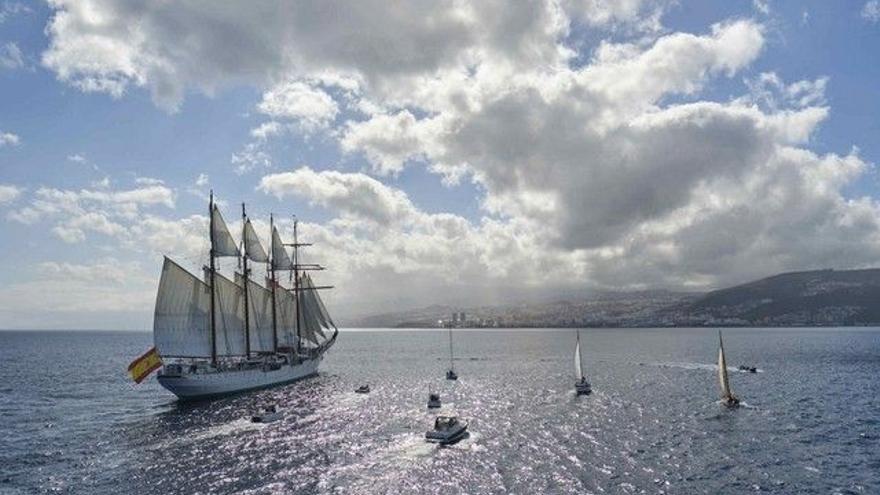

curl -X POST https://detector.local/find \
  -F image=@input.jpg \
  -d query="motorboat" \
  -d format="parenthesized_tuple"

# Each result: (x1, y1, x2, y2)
(446, 369, 458, 381)
(355, 384, 370, 394)
(575, 377, 592, 395)
(251, 404, 281, 423)
(425, 415, 468, 445)
(427, 393, 441, 409)
(738, 365, 757, 373)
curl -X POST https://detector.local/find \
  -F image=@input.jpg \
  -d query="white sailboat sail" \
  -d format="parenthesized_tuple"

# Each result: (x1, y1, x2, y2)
(236, 274, 275, 353)
(298, 274, 336, 346)
(243, 219, 268, 262)
(274, 280, 298, 348)
(271, 227, 294, 270)
(212, 205, 240, 257)
(718, 333, 733, 399)
(154, 257, 212, 357)
(574, 335, 584, 381)
(213, 273, 247, 356)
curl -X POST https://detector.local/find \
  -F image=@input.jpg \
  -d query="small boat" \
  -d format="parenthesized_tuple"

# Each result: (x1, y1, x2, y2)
(574, 331, 592, 395)
(355, 385, 370, 394)
(718, 332, 740, 408)
(425, 415, 468, 445)
(446, 369, 458, 381)
(427, 393, 441, 409)
(251, 404, 281, 423)
(738, 365, 757, 373)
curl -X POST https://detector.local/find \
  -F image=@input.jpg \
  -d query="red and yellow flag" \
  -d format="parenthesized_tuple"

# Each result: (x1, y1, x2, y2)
(128, 347, 162, 384)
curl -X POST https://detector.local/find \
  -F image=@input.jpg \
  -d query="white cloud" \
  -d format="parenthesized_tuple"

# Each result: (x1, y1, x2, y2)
(257, 81, 338, 131)
(752, 0, 770, 15)
(0, 184, 22, 203)
(134, 176, 164, 186)
(0, 1, 30, 24)
(259, 167, 418, 225)
(67, 153, 86, 163)
(195, 173, 208, 187)
(863, 1, 880, 23)
(250, 121, 283, 141)
(0, 130, 20, 147)
(231, 142, 272, 174)
(29, 0, 880, 313)
(7, 184, 176, 243)
(0, 42, 23, 69)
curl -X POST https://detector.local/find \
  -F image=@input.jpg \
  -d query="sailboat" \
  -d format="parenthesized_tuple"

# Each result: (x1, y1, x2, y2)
(152, 194, 338, 400)
(574, 330, 592, 395)
(445, 324, 458, 380)
(717, 331, 740, 407)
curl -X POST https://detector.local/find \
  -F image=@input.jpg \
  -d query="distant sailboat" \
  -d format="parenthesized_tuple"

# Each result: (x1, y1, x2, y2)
(574, 331, 591, 395)
(446, 324, 457, 380)
(718, 331, 740, 407)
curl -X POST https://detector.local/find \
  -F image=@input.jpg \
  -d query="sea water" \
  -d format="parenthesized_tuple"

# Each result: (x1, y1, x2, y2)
(1, 328, 878, 494)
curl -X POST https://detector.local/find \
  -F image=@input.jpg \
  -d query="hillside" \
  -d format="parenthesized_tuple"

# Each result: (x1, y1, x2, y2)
(350, 268, 880, 328)
(677, 268, 880, 326)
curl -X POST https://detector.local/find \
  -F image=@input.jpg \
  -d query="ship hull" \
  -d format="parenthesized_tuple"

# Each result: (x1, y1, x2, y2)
(157, 355, 323, 400)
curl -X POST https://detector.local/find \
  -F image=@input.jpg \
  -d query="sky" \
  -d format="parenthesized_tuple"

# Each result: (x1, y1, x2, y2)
(1, 0, 880, 329)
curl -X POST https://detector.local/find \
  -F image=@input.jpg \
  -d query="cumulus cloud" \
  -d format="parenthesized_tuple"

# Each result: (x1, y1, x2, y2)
(863, 1, 880, 23)
(0, 130, 20, 147)
(257, 81, 338, 131)
(7, 184, 176, 243)
(33, 0, 880, 312)
(0, 41, 23, 69)
(0, 184, 22, 203)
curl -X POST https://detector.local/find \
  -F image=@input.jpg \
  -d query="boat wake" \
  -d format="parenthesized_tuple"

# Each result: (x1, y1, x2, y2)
(650, 361, 762, 373)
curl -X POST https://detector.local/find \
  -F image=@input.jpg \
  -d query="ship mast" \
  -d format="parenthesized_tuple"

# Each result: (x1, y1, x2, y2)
(208, 190, 218, 366)
(241, 203, 251, 358)
(269, 213, 278, 353)
(293, 218, 301, 354)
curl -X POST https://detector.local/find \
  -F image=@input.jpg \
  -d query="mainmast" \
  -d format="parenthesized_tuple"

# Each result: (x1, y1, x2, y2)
(241, 203, 251, 358)
(269, 214, 278, 353)
(208, 191, 218, 366)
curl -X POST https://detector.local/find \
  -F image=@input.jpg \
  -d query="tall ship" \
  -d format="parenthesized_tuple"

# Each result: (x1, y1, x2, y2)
(150, 193, 337, 400)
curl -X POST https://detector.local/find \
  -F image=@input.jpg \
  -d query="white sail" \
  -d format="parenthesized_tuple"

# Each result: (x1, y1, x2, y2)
(212, 205, 240, 257)
(718, 333, 733, 399)
(153, 257, 212, 357)
(243, 219, 268, 262)
(298, 276, 323, 345)
(271, 227, 294, 270)
(574, 339, 583, 380)
(236, 273, 275, 353)
(213, 273, 247, 356)
(304, 275, 334, 331)
(274, 281, 298, 348)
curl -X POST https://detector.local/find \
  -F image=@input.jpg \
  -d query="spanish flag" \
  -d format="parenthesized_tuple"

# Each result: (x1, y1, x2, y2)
(128, 347, 162, 384)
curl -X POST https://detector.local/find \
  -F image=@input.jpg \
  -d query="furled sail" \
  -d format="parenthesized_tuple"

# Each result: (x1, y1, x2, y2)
(153, 257, 212, 357)
(271, 227, 294, 270)
(236, 273, 274, 353)
(718, 332, 733, 399)
(574, 336, 584, 380)
(243, 219, 268, 262)
(212, 205, 240, 257)
(213, 273, 247, 356)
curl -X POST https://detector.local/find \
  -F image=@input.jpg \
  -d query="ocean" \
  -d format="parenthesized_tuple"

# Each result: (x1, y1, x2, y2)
(1, 328, 878, 494)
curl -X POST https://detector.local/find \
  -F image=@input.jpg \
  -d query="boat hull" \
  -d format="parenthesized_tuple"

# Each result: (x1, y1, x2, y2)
(157, 355, 323, 400)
